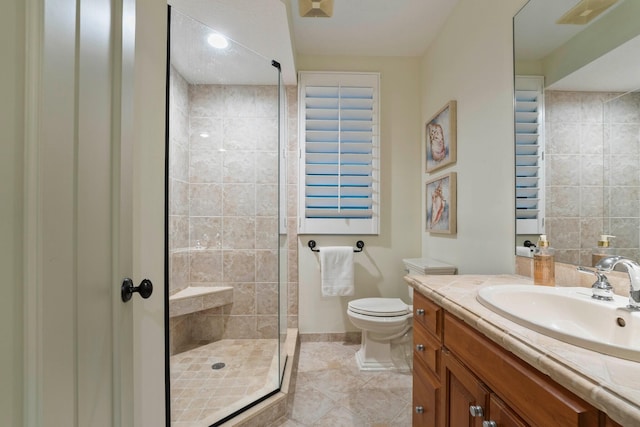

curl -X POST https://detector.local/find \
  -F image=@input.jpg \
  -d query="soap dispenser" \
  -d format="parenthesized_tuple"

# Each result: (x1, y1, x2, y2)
(592, 235, 615, 267)
(533, 234, 555, 286)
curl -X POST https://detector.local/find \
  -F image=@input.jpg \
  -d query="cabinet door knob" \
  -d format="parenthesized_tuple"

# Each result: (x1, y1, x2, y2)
(469, 405, 484, 417)
(415, 406, 424, 414)
(416, 308, 425, 316)
(416, 344, 425, 351)
(482, 421, 497, 427)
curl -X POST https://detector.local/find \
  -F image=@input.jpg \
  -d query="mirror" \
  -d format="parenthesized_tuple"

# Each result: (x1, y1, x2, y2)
(514, 0, 640, 266)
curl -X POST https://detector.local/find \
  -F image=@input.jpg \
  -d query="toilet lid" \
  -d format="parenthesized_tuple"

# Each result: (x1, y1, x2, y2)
(348, 298, 409, 317)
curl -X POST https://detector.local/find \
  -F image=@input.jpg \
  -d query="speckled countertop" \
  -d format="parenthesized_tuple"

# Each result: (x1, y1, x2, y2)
(404, 274, 640, 426)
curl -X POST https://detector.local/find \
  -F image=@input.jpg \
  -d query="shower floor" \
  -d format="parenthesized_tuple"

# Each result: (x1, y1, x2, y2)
(170, 338, 280, 426)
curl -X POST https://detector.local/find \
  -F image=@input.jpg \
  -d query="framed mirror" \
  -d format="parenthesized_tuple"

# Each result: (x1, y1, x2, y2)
(514, 0, 640, 266)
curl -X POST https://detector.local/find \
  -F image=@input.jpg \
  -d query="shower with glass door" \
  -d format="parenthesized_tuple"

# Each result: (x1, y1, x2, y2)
(165, 6, 288, 426)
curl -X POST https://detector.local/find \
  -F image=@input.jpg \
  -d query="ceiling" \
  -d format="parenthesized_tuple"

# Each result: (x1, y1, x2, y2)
(515, 0, 640, 92)
(168, 0, 298, 85)
(168, 0, 640, 93)
(168, 0, 459, 85)
(289, 0, 459, 57)
(514, 0, 592, 61)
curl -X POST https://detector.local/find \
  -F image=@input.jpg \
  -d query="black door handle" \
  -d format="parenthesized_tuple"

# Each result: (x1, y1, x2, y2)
(121, 278, 153, 302)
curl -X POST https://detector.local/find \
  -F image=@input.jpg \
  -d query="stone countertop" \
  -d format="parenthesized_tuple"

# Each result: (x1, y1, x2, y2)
(404, 274, 640, 426)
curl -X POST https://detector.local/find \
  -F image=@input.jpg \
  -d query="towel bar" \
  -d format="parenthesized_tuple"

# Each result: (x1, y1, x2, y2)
(308, 240, 364, 253)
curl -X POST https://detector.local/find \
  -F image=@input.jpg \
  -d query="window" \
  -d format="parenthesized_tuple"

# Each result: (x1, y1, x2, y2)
(298, 72, 380, 235)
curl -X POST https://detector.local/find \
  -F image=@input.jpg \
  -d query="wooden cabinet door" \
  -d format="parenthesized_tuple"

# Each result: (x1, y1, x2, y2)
(487, 394, 528, 427)
(441, 349, 489, 427)
(413, 357, 440, 427)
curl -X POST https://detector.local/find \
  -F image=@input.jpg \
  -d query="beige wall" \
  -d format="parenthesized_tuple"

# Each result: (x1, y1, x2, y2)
(420, 0, 527, 274)
(1, 1, 24, 425)
(296, 56, 423, 333)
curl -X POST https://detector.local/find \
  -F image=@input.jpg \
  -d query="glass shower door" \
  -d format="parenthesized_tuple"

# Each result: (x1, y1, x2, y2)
(166, 7, 287, 426)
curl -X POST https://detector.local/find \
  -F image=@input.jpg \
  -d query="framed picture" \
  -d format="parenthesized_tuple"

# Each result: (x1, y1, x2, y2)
(426, 100, 457, 173)
(426, 172, 457, 234)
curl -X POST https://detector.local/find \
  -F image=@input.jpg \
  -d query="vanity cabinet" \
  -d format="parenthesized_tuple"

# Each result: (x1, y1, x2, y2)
(412, 292, 443, 426)
(441, 347, 528, 427)
(412, 291, 623, 427)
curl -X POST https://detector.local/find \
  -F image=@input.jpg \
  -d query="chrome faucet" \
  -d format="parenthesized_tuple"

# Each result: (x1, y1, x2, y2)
(576, 266, 613, 301)
(595, 256, 640, 310)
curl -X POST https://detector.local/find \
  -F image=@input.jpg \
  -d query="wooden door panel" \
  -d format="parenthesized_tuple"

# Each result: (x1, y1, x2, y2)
(413, 356, 440, 427)
(488, 394, 528, 427)
(441, 350, 488, 427)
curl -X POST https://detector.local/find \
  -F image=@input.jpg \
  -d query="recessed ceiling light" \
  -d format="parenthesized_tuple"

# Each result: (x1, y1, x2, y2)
(207, 33, 229, 49)
(200, 132, 210, 138)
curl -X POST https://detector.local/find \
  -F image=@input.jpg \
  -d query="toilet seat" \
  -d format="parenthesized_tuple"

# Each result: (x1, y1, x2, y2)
(348, 298, 409, 317)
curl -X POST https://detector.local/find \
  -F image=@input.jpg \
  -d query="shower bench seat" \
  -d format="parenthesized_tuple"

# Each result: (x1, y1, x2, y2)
(169, 286, 233, 318)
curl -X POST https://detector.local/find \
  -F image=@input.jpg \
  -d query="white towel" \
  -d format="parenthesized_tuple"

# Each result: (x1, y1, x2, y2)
(516, 246, 534, 258)
(319, 246, 354, 296)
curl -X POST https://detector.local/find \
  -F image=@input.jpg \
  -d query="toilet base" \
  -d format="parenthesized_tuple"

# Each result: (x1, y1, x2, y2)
(354, 332, 410, 371)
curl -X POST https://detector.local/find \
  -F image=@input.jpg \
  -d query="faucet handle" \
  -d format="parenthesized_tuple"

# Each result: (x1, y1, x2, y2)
(577, 266, 614, 301)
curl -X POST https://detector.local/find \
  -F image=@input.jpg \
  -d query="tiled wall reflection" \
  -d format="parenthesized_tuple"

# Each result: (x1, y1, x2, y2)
(545, 91, 640, 265)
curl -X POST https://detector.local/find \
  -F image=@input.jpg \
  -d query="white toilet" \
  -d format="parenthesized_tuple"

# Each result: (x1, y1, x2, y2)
(347, 257, 456, 371)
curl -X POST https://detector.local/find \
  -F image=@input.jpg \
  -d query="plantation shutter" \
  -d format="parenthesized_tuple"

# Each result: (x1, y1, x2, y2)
(298, 72, 380, 235)
(515, 75, 545, 234)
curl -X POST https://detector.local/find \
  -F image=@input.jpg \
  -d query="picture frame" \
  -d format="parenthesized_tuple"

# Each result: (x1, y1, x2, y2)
(426, 172, 457, 234)
(426, 100, 457, 173)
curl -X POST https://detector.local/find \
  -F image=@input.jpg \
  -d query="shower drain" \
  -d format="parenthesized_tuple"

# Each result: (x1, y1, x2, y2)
(211, 362, 226, 370)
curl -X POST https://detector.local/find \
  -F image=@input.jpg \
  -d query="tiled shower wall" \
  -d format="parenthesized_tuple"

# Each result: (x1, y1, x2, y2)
(286, 86, 299, 331)
(168, 66, 299, 353)
(545, 91, 640, 265)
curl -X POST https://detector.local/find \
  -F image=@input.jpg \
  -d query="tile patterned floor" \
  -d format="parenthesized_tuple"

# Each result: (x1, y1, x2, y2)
(170, 339, 280, 426)
(271, 341, 413, 426)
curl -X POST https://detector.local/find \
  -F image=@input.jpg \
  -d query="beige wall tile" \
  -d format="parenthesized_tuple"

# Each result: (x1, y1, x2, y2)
(223, 250, 256, 282)
(229, 283, 256, 316)
(190, 250, 223, 283)
(256, 282, 278, 315)
(223, 217, 256, 250)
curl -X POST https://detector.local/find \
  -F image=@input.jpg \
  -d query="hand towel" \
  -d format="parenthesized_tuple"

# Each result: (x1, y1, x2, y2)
(516, 246, 534, 258)
(319, 246, 354, 296)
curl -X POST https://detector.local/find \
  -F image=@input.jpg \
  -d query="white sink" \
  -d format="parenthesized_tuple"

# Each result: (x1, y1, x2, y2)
(477, 285, 640, 362)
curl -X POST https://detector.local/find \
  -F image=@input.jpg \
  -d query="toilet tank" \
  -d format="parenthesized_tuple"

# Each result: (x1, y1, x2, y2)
(402, 258, 457, 275)
(403, 258, 456, 302)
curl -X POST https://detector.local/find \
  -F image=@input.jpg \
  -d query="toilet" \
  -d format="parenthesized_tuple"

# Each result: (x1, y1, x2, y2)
(347, 257, 457, 371)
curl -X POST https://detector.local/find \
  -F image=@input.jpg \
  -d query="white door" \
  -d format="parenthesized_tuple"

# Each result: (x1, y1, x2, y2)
(23, 0, 167, 425)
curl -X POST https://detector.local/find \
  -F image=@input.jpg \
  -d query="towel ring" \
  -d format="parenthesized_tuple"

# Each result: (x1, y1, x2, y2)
(308, 240, 365, 253)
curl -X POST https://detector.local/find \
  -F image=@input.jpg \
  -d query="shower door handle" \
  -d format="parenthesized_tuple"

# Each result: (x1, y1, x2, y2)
(121, 278, 153, 302)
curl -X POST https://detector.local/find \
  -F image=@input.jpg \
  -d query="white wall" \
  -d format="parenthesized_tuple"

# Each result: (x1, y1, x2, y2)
(0, 1, 24, 425)
(296, 56, 423, 333)
(420, 0, 527, 274)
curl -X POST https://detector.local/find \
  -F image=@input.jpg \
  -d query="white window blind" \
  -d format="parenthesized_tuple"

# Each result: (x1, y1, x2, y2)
(298, 72, 380, 235)
(515, 75, 545, 235)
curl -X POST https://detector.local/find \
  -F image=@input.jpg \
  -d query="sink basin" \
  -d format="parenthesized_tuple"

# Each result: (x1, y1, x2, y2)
(477, 285, 640, 362)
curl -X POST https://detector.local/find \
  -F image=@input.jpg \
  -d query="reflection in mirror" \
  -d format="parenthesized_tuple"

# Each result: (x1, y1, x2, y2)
(166, 7, 287, 426)
(514, 0, 640, 266)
